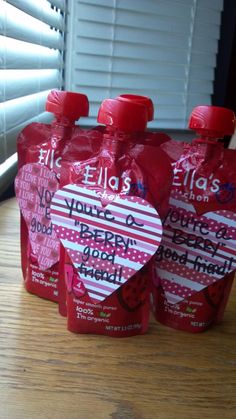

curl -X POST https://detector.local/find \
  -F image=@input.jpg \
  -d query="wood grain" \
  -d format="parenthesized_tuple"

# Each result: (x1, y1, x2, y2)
(0, 198, 235, 419)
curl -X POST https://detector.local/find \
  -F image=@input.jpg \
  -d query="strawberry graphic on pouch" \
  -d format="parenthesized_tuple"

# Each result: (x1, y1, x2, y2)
(117, 270, 149, 312)
(216, 183, 235, 204)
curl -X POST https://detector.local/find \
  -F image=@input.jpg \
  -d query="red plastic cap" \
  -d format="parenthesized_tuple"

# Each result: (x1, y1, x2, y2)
(188, 105, 235, 137)
(97, 98, 148, 132)
(116, 94, 154, 121)
(46, 89, 89, 122)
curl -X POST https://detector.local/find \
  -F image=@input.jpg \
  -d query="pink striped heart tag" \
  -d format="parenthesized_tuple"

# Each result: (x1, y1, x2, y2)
(156, 192, 236, 304)
(51, 184, 162, 303)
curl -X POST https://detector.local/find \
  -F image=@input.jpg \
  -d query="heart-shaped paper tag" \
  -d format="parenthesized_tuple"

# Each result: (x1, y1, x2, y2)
(156, 191, 236, 304)
(15, 163, 60, 270)
(51, 184, 162, 303)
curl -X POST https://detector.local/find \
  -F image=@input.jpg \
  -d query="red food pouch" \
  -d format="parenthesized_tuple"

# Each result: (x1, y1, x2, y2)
(152, 105, 236, 332)
(56, 94, 172, 318)
(14, 90, 89, 302)
(51, 98, 173, 336)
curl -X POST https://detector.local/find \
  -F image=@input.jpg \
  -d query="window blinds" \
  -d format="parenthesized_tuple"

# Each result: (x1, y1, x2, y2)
(65, 0, 223, 129)
(0, 0, 66, 167)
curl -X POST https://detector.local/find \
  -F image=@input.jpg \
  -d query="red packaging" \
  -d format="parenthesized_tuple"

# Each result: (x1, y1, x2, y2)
(152, 105, 236, 332)
(57, 94, 172, 318)
(51, 98, 173, 336)
(14, 90, 89, 302)
(160, 139, 185, 163)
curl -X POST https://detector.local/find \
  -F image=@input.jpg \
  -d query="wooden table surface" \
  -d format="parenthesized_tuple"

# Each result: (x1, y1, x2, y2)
(0, 198, 235, 419)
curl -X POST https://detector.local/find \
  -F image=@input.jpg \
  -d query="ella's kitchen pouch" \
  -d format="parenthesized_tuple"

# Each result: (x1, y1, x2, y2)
(152, 105, 236, 332)
(51, 98, 173, 336)
(57, 94, 173, 318)
(14, 90, 89, 302)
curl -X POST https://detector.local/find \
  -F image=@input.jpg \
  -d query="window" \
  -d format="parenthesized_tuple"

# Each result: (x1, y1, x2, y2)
(0, 0, 66, 194)
(65, 0, 224, 129)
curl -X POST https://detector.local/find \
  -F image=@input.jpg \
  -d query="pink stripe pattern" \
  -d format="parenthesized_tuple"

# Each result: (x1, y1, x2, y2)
(51, 184, 162, 303)
(156, 194, 236, 304)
